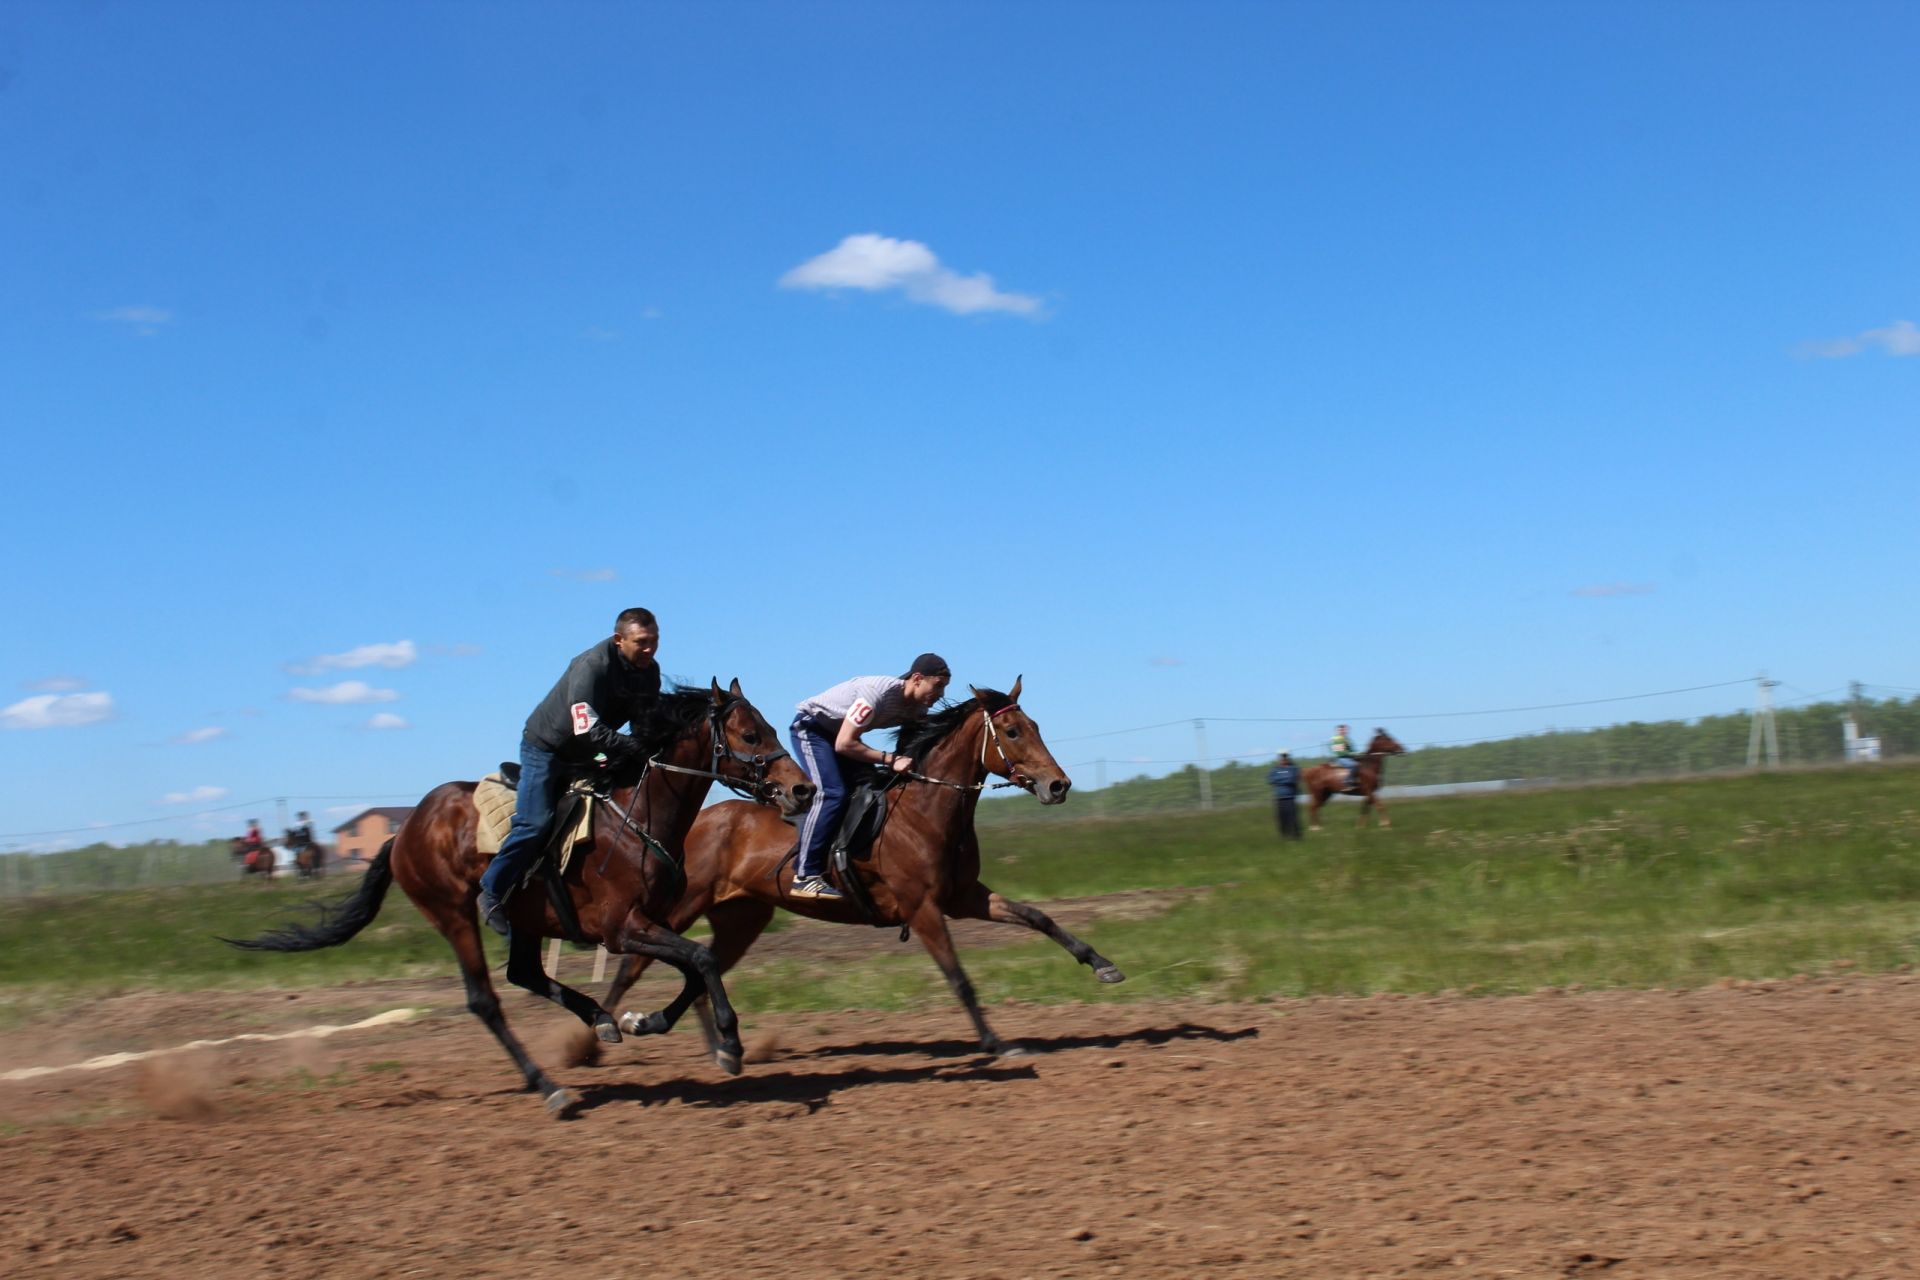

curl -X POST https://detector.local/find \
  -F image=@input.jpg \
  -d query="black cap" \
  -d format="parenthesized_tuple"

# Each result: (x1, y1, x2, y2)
(903, 652, 951, 679)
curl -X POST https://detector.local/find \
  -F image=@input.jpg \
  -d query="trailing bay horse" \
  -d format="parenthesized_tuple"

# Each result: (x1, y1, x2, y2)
(595, 679, 1124, 1065)
(229, 681, 813, 1117)
(1303, 727, 1406, 829)
(231, 838, 274, 880)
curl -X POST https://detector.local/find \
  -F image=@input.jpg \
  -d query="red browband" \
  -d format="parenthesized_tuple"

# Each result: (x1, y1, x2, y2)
(990, 704, 1020, 719)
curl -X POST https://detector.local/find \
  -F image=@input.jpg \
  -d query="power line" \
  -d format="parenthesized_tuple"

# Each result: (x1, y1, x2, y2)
(0, 793, 421, 841)
(1052, 677, 1755, 742)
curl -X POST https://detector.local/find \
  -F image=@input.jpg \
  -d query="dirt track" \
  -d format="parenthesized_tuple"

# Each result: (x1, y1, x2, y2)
(5, 970, 1920, 1279)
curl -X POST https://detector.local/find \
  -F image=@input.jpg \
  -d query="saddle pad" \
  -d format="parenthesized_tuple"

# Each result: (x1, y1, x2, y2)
(473, 774, 596, 873)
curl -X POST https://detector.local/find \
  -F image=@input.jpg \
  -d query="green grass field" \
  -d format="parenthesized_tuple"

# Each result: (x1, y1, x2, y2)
(3, 764, 1917, 1019)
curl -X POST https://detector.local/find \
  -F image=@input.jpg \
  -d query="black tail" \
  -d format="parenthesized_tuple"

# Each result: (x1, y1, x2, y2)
(223, 839, 396, 952)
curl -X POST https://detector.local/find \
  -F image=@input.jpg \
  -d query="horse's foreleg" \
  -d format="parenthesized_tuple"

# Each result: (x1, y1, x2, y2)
(950, 884, 1124, 984)
(910, 901, 1012, 1058)
(445, 915, 577, 1117)
(608, 917, 744, 1075)
(1308, 791, 1325, 832)
(1372, 793, 1392, 829)
(502, 930, 620, 1045)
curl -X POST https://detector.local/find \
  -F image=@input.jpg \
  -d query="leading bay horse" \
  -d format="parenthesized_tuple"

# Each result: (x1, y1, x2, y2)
(1303, 727, 1406, 829)
(594, 679, 1124, 1065)
(229, 681, 813, 1117)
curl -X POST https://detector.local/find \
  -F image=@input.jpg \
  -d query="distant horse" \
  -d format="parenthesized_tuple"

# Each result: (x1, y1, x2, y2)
(595, 679, 1122, 1066)
(1303, 728, 1406, 829)
(231, 838, 275, 879)
(295, 844, 324, 878)
(285, 831, 325, 879)
(229, 681, 813, 1117)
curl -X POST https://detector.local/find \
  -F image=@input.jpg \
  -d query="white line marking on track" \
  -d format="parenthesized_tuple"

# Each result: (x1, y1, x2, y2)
(0, 1007, 425, 1082)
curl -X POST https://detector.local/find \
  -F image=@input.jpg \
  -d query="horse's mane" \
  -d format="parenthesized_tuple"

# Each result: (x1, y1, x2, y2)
(627, 687, 715, 758)
(894, 688, 1014, 761)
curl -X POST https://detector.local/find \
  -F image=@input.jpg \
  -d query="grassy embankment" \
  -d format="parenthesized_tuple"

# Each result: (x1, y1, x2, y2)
(2, 764, 1917, 1019)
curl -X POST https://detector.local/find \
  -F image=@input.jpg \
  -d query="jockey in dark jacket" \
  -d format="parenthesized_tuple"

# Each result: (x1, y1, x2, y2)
(478, 608, 662, 933)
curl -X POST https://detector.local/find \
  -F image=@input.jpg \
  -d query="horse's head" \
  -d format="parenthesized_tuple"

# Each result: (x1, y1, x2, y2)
(1368, 728, 1406, 756)
(706, 678, 815, 818)
(972, 676, 1073, 805)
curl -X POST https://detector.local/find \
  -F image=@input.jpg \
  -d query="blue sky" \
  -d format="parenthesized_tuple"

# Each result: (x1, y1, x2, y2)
(3, 1, 1916, 849)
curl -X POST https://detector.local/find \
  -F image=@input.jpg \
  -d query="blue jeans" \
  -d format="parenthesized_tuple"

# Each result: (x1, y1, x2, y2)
(481, 737, 561, 899)
(789, 719, 847, 879)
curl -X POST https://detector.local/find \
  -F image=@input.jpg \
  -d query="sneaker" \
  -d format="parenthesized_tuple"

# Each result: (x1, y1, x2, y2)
(790, 874, 845, 902)
(477, 888, 510, 937)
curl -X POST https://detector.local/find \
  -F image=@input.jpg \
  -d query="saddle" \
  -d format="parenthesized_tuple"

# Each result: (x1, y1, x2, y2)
(473, 770, 597, 865)
(814, 767, 909, 934)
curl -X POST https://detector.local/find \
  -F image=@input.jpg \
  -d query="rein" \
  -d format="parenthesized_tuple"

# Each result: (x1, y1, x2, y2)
(903, 705, 1032, 793)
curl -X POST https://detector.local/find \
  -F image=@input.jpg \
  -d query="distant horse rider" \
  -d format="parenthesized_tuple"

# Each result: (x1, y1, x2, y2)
(477, 608, 663, 934)
(286, 811, 314, 851)
(1330, 725, 1360, 789)
(787, 654, 952, 901)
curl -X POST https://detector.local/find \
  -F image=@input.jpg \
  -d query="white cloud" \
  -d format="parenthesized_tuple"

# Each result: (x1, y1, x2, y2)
(365, 712, 411, 731)
(23, 675, 86, 692)
(287, 680, 400, 705)
(779, 234, 1043, 317)
(1796, 319, 1920, 359)
(550, 567, 617, 583)
(1, 691, 115, 729)
(94, 305, 175, 336)
(172, 726, 229, 744)
(290, 639, 417, 675)
(1572, 582, 1656, 598)
(161, 784, 229, 805)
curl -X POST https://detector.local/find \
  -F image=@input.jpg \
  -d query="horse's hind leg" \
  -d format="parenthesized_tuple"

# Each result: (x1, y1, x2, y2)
(949, 883, 1124, 984)
(444, 916, 578, 1118)
(503, 931, 621, 1045)
(685, 898, 777, 1060)
(909, 901, 1012, 1058)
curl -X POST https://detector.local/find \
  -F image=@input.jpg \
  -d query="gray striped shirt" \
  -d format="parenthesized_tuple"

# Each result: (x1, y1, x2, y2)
(794, 675, 921, 736)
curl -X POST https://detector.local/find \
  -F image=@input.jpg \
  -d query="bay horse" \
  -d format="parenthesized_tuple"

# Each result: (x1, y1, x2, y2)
(231, 838, 274, 880)
(1303, 727, 1406, 829)
(595, 679, 1124, 1065)
(229, 680, 813, 1117)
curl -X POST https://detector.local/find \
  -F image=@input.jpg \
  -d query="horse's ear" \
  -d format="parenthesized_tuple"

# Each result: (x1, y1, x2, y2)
(709, 678, 726, 705)
(728, 676, 743, 698)
(1008, 674, 1023, 703)
(968, 684, 985, 702)
(1375, 727, 1385, 735)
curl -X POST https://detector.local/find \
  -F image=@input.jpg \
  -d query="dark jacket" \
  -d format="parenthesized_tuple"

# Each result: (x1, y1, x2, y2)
(1267, 764, 1300, 800)
(523, 639, 662, 763)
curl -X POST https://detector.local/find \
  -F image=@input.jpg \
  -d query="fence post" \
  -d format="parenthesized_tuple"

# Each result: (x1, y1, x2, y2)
(545, 937, 563, 976)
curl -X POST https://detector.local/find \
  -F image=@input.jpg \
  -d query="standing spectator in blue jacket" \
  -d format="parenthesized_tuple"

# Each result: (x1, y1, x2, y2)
(1268, 752, 1303, 840)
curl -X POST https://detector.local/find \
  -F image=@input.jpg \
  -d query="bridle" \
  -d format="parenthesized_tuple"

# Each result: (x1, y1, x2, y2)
(643, 696, 793, 804)
(904, 704, 1036, 794)
(590, 695, 793, 903)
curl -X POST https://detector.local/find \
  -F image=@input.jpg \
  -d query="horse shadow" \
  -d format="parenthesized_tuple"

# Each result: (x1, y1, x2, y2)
(573, 1059, 1040, 1116)
(791, 1019, 1261, 1062)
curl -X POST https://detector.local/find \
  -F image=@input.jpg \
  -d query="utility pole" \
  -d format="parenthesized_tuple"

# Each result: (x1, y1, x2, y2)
(275, 796, 290, 834)
(1193, 719, 1213, 811)
(1746, 672, 1781, 769)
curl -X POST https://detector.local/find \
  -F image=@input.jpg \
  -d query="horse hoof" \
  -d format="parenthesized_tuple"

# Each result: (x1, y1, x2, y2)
(618, 1010, 668, 1037)
(594, 1018, 622, 1045)
(544, 1087, 579, 1119)
(1094, 964, 1127, 984)
(714, 1046, 743, 1076)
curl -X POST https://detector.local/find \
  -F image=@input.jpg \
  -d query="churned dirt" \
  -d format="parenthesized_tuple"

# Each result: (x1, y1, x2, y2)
(4, 969, 1920, 1279)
